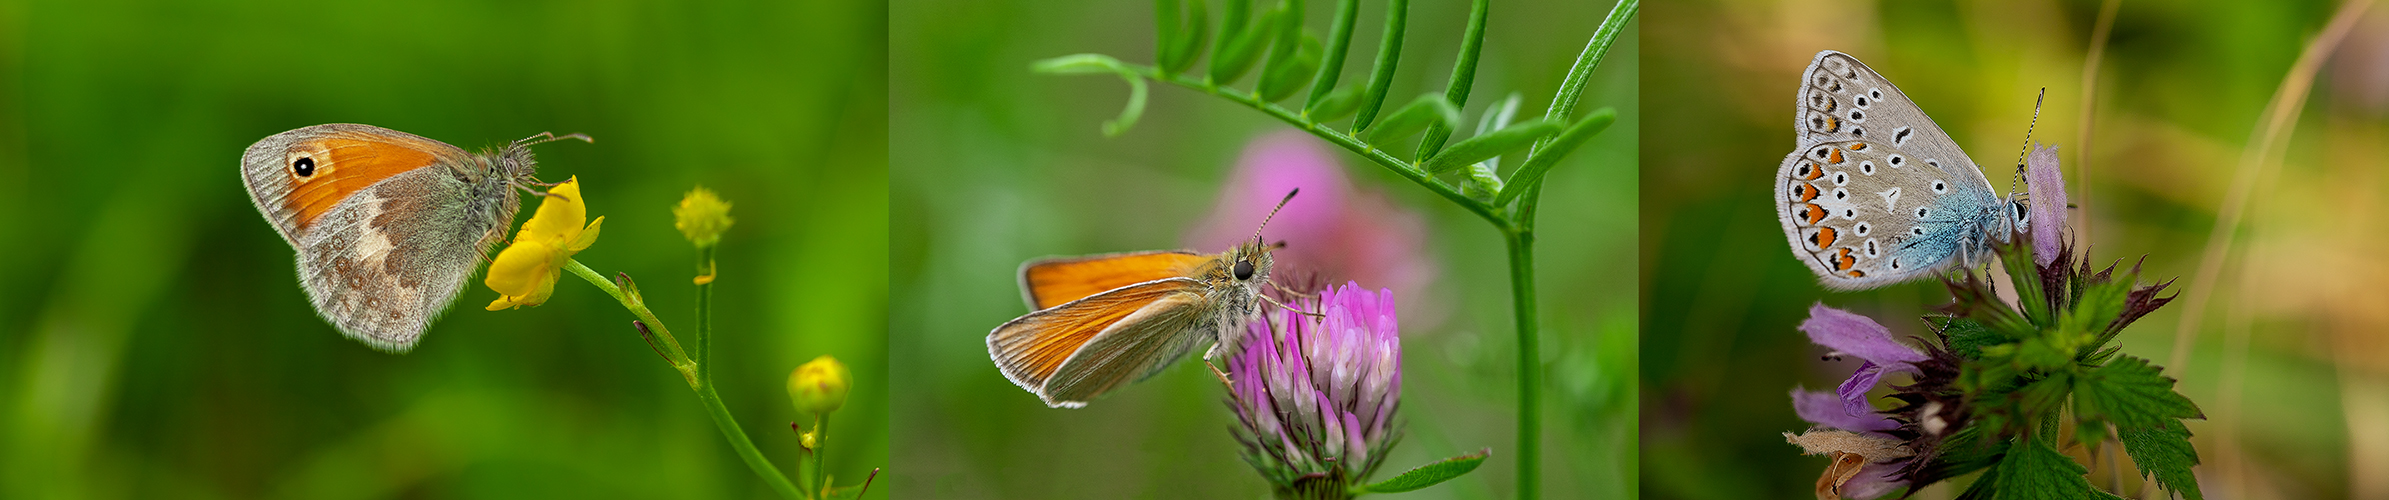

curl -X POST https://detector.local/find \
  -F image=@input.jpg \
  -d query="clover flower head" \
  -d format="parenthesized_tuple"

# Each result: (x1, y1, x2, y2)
(1227, 281, 1402, 495)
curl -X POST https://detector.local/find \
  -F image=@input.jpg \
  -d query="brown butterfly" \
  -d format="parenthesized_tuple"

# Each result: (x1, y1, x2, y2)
(987, 191, 1296, 408)
(241, 123, 588, 351)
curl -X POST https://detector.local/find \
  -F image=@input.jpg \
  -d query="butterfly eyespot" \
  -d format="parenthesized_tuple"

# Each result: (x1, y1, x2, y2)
(1915, 207, 1931, 218)
(1888, 155, 1905, 167)
(1832, 188, 1848, 200)
(293, 157, 316, 177)
(1931, 180, 1948, 193)
(1869, 89, 1884, 100)
(1863, 239, 1880, 257)
(1847, 110, 1866, 122)
(1832, 172, 1849, 186)
(1233, 260, 1254, 280)
(1859, 161, 1875, 175)
(1855, 95, 1871, 108)
(1925, 159, 1941, 168)
(1890, 258, 1902, 270)
(1893, 127, 1914, 146)
(1912, 227, 1927, 236)
(1854, 222, 1871, 235)
(1851, 126, 1865, 137)
(1841, 208, 1857, 219)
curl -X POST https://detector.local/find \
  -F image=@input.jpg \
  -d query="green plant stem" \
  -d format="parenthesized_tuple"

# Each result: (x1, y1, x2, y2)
(812, 413, 832, 498)
(696, 247, 717, 382)
(563, 259, 802, 499)
(567, 259, 697, 385)
(1503, 228, 1540, 500)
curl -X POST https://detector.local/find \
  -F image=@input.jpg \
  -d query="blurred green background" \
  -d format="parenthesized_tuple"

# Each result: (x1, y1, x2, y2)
(1641, 0, 2389, 498)
(892, 1, 1635, 498)
(0, 1, 887, 499)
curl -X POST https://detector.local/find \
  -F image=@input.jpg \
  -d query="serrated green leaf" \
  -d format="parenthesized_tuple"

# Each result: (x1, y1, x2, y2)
(2062, 278, 2132, 353)
(1493, 107, 1616, 206)
(1031, 55, 1149, 137)
(1360, 93, 1459, 145)
(1422, 118, 1560, 174)
(2074, 356, 2203, 431)
(2119, 420, 2205, 500)
(1938, 317, 2004, 361)
(1356, 448, 1488, 493)
(1256, 30, 1322, 102)
(1991, 438, 2121, 500)
(1208, 5, 1278, 84)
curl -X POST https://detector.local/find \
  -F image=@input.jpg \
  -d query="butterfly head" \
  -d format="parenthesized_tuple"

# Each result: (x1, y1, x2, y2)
(494, 131, 594, 186)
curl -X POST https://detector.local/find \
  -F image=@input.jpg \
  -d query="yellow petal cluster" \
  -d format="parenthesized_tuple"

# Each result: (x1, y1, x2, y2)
(674, 186, 734, 248)
(486, 177, 605, 310)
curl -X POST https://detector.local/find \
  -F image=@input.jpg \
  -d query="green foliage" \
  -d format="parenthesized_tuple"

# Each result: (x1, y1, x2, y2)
(1964, 439, 2117, 500)
(1032, 54, 1149, 136)
(1356, 449, 1490, 494)
(1360, 94, 1461, 145)
(1423, 118, 1561, 174)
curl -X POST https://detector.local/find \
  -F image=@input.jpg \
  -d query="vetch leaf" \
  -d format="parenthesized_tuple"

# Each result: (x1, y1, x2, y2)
(1032, 55, 1149, 136)
(1359, 93, 1459, 145)
(1256, 30, 1322, 103)
(1422, 118, 1560, 174)
(1462, 163, 1503, 200)
(1301, 0, 1360, 113)
(1355, 448, 1488, 494)
(1347, 0, 1408, 131)
(1308, 86, 1362, 122)
(1494, 107, 1615, 206)
(1155, 0, 1209, 75)
(1209, 4, 1278, 85)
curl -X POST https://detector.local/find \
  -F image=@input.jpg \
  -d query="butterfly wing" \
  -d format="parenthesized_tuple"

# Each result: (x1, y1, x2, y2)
(1779, 51, 2007, 290)
(241, 124, 515, 351)
(988, 277, 1209, 408)
(1019, 250, 1212, 310)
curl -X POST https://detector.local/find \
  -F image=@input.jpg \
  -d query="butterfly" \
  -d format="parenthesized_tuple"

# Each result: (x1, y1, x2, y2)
(241, 123, 589, 351)
(986, 191, 1295, 408)
(1776, 50, 2029, 290)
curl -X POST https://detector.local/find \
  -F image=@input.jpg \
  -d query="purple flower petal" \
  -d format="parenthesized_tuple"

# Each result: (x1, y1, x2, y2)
(1792, 388, 1899, 434)
(1839, 461, 1909, 499)
(1800, 303, 1927, 367)
(2026, 144, 2067, 266)
(1835, 361, 1910, 419)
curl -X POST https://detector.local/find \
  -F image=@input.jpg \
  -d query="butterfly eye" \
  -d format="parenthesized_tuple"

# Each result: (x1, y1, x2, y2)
(292, 157, 316, 177)
(1233, 260, 1255, 280)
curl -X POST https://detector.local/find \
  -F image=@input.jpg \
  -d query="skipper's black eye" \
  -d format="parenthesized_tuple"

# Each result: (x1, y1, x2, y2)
(1233, 260, 1254, 280)
(292, 157, 316, 177)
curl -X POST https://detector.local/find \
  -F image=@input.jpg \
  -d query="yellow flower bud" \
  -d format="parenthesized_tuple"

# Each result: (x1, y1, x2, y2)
(673, 186, 734, 247)
(788, 355, 851, 414)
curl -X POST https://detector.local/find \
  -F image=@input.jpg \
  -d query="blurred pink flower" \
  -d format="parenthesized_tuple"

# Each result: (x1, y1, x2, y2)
(1187, 131, 1439, 326)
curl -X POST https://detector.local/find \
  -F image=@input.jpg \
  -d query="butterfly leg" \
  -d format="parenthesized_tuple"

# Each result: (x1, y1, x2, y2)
(1203, 358, 1234, 387)
(1260, 293, 1323, 318)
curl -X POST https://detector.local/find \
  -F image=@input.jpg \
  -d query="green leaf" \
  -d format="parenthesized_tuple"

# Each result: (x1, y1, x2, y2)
(1422, 118, 1561, 174)
(2074, 356, 2204, 431)
(1493, 108, 1615, 206)
(1356, 448, 1488, 494)
(1461, 163, 1503, 199)
(1989, 438, 2121, 500)
(1347, 0, 1408, 131)
(2119, 420, 2205, 500)
(1360, 93, 1459, 145)
(1032, 54, 1149, 137)
(1937, 317, 2004, 361)
(1155, 0, 1209, 75)
(1256, 30, 1322, 103)
(1308, 86, 1362, 122)
(1208, 4, 1278, 84)
(1301, 0, 1360, 113)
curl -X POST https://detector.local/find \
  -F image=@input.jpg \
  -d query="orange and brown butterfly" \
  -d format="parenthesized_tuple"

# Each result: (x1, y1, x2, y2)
(241, 123, 588, 352)
(987, 190, 1298, 408)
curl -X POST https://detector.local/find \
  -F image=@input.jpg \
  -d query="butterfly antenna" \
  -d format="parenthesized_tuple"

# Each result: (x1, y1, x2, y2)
(516, 131, 595, 148)
(1248, 188, 1300, 247)
(2009, 88, 2046, 195)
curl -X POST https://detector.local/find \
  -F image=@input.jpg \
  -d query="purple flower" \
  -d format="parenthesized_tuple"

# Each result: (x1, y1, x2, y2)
(1787, 304, 1927, 500)
(1227, 281, 1402, 494)
(1189, 132, 1440, 325)
(1798, 303, 1927, 418)
(2025, 144, 2067, 266)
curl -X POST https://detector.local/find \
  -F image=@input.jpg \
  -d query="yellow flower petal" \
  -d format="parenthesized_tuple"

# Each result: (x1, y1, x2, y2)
(485, 239, 557, 297)
(522, 177, 586, 243)
(570, 216, 605, 252)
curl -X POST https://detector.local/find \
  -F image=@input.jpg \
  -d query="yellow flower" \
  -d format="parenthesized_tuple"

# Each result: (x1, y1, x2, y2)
(674, 186, 734, 248)
(485, 177, 605, 310)
(788, 355, 852, 414)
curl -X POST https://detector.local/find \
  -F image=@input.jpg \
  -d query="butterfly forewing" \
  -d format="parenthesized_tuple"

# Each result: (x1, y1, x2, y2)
(1019, 251, 1212, 310)
(1779, 51, 2005, 289)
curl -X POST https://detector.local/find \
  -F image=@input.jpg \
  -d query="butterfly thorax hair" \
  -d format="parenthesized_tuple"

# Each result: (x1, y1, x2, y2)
(1195, 238, 1274, 360)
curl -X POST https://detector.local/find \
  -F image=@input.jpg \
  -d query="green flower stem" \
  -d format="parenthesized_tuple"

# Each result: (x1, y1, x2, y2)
(567, 259, 698, 385)
(1503, 229, 1540, 500)
(563, 259, 803, 499)
(811, 413, 832, 498)
(696, 247, 717, 384)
